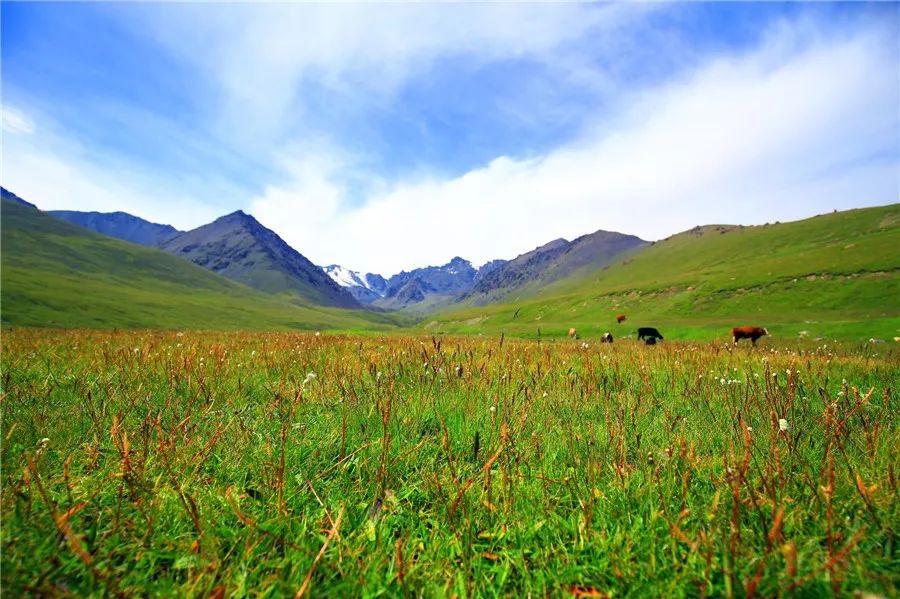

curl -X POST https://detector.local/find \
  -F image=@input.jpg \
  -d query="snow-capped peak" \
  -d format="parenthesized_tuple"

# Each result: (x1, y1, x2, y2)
(322, 265, 386, 294)
(323, 264, 363, 288)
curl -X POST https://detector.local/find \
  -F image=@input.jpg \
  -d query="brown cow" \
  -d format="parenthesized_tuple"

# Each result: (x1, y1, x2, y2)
(568, 328, 578, 339)
(732, 326, 768, 346)
(616, 314, 626, 324)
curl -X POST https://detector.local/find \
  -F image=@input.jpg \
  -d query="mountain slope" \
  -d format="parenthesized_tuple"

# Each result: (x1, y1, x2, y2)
(460, 230, 647, 305)
(427, 204, 900, 341)
(0, 199, 401, 330)
(1, 187, 37, 209)
(48, 210, 181, 245)
(160, 211, 359, 309)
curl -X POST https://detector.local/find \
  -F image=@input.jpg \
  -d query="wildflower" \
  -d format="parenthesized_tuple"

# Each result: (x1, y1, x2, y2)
(778, 418, 789, 432)
(490, 406, 496, 413)
(746, 426, 753, 432)
(303, 372, 316, 385)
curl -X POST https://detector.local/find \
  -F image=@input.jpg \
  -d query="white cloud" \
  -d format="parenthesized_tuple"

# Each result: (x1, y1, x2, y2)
(141, 3, 647, 143)
(250, 23, 899, 276)
(2, 129, 223, 230)
(1, 106, 36, 135)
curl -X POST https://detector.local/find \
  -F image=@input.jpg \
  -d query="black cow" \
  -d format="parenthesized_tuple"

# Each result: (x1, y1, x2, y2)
(600, 332, 614, 343)
(637, 327, 663, 341)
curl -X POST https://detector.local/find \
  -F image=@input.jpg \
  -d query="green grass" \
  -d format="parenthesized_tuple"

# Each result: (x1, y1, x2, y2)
(2, 330, 897, 596)
(427, 204, 900, 342)
(1, 200, 406, 332)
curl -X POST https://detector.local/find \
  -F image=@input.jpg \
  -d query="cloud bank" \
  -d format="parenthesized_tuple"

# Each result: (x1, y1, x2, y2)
(250, 22, 898, 274)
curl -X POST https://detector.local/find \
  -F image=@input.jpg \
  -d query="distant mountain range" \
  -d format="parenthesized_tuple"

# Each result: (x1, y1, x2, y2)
(321, 230, 645, 311)
(3, 186, 896, 339)
(323, 257, 511, 310)
(0, 186, 644, 312)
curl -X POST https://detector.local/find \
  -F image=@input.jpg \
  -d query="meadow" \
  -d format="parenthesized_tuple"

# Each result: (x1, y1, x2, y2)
(1, 329, 897, 597)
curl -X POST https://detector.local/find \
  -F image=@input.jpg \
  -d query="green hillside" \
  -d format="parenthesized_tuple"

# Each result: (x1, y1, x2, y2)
(426, 204, 900, 341)
(0, 200, 403, 331)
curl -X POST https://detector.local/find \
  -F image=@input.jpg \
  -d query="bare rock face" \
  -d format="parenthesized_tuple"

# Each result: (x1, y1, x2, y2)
(160, 211, 360, 309)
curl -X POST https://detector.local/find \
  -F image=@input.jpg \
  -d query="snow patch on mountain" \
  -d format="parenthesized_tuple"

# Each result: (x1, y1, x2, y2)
(323, 264, 368, 289)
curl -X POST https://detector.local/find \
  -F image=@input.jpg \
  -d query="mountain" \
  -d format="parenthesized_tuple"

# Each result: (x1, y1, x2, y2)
(474, 259, 508, 282)
(323, 256, 509, 309)
(1, 187, 37, 209)
(0, 198, 403, 330)
(426, 204, 900, 341)
(159, 211, 360, 309)
(322, 265, 387, 304)
(372, 257, 507, 311)
(460, 230, 647, 305)
(48, 210, 181, 246)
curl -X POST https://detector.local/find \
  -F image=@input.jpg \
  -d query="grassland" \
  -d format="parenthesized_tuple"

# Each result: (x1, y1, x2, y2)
(2, 329, 897, 596)
(430, 204, 900, 342)
(0, 199, 405, 332)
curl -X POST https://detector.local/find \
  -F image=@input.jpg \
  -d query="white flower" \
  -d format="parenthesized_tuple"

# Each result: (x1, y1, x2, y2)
(490, 406, 496, 413)
(303, 372, 317, 385)
(778, 418, 789, 432)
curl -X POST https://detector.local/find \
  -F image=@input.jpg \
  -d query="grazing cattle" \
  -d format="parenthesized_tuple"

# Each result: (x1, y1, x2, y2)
(644, 337, 657, 346)
(601, 332, 614, 343)
(616, 314, 627, 324)
(568, 328, 578, 339)
(732, 326, 768, 346)
(637, 327, 663, 341)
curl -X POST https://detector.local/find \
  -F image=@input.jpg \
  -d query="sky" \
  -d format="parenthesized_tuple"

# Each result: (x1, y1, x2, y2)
(2, 2, 898, 276)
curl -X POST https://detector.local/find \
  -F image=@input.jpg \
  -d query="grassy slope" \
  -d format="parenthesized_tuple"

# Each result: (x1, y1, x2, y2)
(427, 204, 900, 341)
(0, 200, 403, 331)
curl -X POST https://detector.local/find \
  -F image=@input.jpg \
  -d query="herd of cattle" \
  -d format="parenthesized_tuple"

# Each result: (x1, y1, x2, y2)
(566, 314, 769, 346)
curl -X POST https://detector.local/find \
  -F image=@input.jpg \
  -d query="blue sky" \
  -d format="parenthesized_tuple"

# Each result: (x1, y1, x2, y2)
(2, 2, 898, 274)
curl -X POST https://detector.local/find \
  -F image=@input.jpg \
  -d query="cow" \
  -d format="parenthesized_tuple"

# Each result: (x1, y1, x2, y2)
(568, 327, 578, 340)
(616, 314, 627, 324)
(732, 326, 768, 346)
(644, 337, 657, 346)
(601, 332, 614, 343)
(637, 327, 663, 342)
